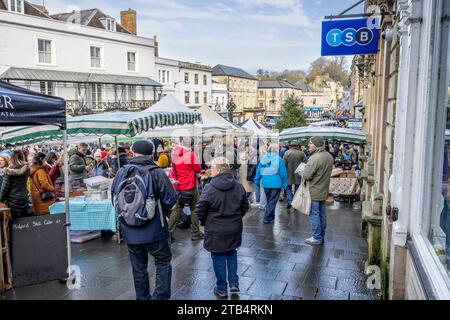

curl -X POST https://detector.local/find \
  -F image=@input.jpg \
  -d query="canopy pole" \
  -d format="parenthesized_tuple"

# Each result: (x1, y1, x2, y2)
(62, 130, 72, 282)
(115, 136, 120, 170)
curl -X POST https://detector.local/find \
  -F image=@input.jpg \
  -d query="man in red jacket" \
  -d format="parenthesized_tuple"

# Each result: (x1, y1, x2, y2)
(168, 137, 204, 241)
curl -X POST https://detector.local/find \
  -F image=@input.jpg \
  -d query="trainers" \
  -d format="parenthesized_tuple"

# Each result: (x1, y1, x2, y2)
(305, 237, 323, 245)
(191, 233, 204, 241)
(230, 286, 240, 293)
(263, 219, 274, 224)
(214, 287, 227, 298)
(287, 204, 292, 209)
(250, 202, 260, 208)
(259, 206, 266, 210)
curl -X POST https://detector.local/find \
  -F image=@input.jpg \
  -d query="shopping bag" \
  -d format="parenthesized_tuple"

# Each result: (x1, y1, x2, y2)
(291, 180, 311, 215)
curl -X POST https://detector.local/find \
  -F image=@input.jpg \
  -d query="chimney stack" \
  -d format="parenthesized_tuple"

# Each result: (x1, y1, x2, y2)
(153, 35, 159, 57)
(120, 8, 137, 35)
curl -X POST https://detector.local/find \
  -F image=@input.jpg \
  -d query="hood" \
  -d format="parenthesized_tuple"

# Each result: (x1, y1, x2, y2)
(173, 145, 189, 157)
(210, 172, 236, 191)
(260, 152, 280, 176)
(5, 163, 29, 176)
(260, 152, 278, 166)
(129, 156, 156, 167)
(30, 165, 46, 176)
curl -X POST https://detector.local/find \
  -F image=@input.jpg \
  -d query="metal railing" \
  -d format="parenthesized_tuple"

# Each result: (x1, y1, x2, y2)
(66, 100, 158, 115)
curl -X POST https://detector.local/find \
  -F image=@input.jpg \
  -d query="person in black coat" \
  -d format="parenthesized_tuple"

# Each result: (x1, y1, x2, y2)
(196, 157, 249, 298)
(112, 140, 177, 300)
(0, 150, 30, 217)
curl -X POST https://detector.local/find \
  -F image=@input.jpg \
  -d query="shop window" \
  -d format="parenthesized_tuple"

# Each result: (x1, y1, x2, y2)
(428, 14, 450, 285)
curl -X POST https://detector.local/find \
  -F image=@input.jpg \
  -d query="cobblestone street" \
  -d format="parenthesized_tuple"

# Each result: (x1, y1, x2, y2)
(1, 201, 379, 300)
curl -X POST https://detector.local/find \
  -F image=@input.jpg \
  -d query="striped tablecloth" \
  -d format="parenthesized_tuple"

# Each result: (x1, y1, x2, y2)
(49, 199, 116, 232)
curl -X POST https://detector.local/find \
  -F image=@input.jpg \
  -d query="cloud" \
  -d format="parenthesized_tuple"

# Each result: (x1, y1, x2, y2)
(232, 0, 299, 8)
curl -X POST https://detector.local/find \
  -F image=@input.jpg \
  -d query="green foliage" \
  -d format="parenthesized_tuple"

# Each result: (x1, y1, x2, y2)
(256, 69, 307, 84)
(275, 95, 307, 132)
(306, 56, 351, 87)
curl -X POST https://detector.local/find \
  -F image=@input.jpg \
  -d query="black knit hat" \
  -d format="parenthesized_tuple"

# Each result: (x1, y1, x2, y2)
(132, 140, 154, 156)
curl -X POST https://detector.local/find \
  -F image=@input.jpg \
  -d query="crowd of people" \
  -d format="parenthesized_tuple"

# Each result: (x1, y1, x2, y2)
(0, 134, 353, 300)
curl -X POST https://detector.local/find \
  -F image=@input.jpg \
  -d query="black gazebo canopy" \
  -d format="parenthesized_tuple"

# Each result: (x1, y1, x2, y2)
(0, 80, 66, 128)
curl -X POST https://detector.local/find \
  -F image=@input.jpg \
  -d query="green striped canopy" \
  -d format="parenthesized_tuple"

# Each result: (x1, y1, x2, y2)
(0, 111, 201, 145)
(280, 126, 367, 144)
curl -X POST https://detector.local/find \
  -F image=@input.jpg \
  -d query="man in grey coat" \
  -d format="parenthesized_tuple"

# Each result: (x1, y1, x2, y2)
(301, 136, 334, 245)
(283, 142, 307, 209)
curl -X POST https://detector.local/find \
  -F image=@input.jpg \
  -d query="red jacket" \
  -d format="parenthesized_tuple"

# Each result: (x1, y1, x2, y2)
(169, 145, 201, 191)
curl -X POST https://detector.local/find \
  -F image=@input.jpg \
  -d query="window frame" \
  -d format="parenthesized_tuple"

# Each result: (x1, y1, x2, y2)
(195, 91, 200, 104)
(203, 74, 207, 86)
(126, 51, 138, 73)
(89, 46, 103, 69)
(91, 84, 103, 107)
(194, 74, 199, 85)
(184, 91, 190, 104)
(36, 37, 55, 66)
(8, 0, 24, 13)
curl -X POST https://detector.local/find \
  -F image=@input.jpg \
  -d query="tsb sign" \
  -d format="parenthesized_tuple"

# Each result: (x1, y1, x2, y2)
(321, 19, 379, 56)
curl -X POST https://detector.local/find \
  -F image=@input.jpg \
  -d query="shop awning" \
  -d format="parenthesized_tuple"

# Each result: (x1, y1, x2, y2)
(0, 67, 162, 87)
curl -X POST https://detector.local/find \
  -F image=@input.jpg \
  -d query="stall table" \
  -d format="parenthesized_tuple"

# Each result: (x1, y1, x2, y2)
(49, 198, 116, 233)
(329, 177, 361, 203)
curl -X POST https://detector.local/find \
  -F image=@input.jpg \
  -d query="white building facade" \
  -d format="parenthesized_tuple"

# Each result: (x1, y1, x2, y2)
(211, 80, 228, 114)
(0, 3, 161, 114)
(155, 57, 212, 109)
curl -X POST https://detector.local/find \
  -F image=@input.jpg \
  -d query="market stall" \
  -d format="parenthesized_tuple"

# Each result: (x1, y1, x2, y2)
(0, 93, 202, 247)
(280, 126, 367, 202)
(0, 80, 69, 289)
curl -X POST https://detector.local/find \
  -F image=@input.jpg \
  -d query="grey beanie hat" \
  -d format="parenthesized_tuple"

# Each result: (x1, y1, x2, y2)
(310, 136, 324, 148)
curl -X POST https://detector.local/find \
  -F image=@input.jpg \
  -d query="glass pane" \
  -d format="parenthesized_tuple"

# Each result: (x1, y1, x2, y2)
(45, 52, 51, 64)
(430, 26, 450, 280)
(38, 39, 44, 52)
(17, 0, 22, 13)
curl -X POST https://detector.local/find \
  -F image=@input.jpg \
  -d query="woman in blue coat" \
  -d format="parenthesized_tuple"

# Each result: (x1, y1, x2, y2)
(254, 143, 288, 224)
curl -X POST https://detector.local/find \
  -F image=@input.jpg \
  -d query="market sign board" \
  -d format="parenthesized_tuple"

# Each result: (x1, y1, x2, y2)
(321, 18, 380, 56)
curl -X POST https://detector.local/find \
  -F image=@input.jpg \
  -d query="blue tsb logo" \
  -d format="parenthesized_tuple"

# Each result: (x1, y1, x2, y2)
(326, 27, 373, 47)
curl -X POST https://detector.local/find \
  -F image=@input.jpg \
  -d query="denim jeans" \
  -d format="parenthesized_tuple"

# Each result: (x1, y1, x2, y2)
(264, 188, 281, 222)
(285, 184, 300, 205)
(255, 182, 267, 207)
(211, 249, 239, 293)
(127, 238, 172, 300)
(310, 200, 327, 242)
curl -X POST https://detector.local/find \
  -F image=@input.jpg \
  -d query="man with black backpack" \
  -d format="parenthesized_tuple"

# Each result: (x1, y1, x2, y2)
(111, 140, 177, 300)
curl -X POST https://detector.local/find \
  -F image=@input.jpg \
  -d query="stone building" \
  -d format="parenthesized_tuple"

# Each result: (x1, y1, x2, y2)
(354, 0, 450, 299)
(257, 80, 301, 123)
(212, 64, 258, 123)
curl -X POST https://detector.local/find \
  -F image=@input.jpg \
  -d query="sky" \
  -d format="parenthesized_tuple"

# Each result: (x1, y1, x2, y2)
(41, 0, 362, 74)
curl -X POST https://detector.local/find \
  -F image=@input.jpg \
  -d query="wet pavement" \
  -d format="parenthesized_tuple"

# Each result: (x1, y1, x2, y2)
(0, 200, 380, 300)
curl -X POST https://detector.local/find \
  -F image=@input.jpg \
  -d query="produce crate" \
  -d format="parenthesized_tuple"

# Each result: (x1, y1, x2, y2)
(0, 208, 12, 293)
